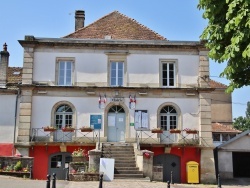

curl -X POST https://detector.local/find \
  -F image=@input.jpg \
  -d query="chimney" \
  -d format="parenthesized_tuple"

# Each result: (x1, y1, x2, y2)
(75, 10, 85, 31)
(0, 43, 10, 87)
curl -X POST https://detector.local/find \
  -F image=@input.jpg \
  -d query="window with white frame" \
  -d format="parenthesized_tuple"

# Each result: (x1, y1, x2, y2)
(56, 59, 74, 86)
(160, 60, 176, 87)
(212, 133, 237, 142)
(160, 105, 177, 131)
(55, 104, 73, 129)
(110, 61, 124, 86)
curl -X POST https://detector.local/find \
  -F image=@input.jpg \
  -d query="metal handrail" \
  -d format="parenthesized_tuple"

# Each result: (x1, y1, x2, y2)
(31, 128, 98, 143)
(135, 130, 212, 146)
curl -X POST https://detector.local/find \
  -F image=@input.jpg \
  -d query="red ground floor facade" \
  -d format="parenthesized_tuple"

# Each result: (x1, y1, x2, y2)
(0, 143, 14, 156)
(27, 144, 200, 182)
(29, 145, 95, 180)
(141, 146, 200, 183)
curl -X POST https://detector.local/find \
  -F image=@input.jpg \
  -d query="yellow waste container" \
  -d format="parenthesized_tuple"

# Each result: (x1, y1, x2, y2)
(186, 161, 199, 183)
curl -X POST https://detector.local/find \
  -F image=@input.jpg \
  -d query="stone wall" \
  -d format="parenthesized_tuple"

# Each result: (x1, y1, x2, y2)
(69, 173, 99, 181)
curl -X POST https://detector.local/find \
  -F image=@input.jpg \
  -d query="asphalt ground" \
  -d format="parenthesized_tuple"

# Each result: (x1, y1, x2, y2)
(1, 175, 250, 188)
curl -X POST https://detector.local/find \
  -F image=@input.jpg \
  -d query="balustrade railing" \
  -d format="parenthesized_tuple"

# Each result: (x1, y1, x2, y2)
(31, 128, 212, 148)
(136, 130, 212, 149)
(31, 128, 99, 143)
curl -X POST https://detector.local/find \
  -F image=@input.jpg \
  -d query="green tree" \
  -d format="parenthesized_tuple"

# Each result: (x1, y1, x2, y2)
(233, 102, 250, 131)
(198, 0, 250, 92)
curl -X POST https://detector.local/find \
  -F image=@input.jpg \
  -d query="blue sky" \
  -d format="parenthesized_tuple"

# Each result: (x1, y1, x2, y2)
(1, 0, 249, 119)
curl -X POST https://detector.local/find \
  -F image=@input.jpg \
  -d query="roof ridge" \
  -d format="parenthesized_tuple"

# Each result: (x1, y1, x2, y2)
(63, 10, 119, 38)
(63, 10, 166, 40)
(114, 11, 166, 40)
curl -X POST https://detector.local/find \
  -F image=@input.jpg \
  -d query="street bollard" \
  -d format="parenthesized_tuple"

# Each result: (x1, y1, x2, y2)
(29, 165, 33, 179)
(52, 173, 56, 188)
(46, 174, 51, 188)
(99, 173, 103, 188)
(167, 180, 170, 188)
(65, 167, 69, 181)
(217, 173, 222, 188)
(170, 171, 173, 184)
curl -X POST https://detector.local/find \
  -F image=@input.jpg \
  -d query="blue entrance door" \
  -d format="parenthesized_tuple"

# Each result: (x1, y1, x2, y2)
(107, 105, 126, 142)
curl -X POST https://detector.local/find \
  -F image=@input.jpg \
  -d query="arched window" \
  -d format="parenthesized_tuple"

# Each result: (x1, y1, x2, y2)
(55, 104, 73, 129)
(160, 105, 177, 131)
(108, 105, 125, 113)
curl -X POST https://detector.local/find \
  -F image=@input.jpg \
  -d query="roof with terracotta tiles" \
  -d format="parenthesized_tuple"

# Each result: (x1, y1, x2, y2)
(64, 11, 166, 40)
(7, 67, 22, 84)
(209, 79, 227, 88)
(212, 123, 241, 133)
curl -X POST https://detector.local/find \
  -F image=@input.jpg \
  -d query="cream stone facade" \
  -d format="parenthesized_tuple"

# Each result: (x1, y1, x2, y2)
(0, 10, 236, 183)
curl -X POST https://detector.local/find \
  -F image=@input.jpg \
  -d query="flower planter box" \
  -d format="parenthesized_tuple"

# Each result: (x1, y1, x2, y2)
(151, 130, 163, 133)
(72, 156, 87, 162)
(43, 128, 57, 132)
(0, 171, 30, 178)
(80, 128, 93, 132)
(169, 130, 181, 134)
(186, 130, 198, 134)
(62, 128, 75, 132)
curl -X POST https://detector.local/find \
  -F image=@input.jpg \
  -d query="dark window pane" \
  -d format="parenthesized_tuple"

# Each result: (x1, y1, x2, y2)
(169, 63, 174, 71)
(51, 155, 62, 168)
(162, 64, 167, 71)
(229, 134, 236, 139)
(213, 134, 220, 141)
(169, 78, 174, 86)
(108, 105, 125, 113)
(222, 134, 229, 141)
(163, 78, 167, 86)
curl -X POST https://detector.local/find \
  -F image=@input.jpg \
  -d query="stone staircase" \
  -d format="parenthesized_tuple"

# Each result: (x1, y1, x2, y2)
(101, 143, 144, 179)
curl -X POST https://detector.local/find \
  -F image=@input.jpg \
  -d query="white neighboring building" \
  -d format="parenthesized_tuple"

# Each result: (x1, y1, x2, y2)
(0, 43, 21, 156)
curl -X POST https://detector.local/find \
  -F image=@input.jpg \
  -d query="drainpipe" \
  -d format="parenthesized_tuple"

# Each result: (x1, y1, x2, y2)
(13, 88, 20, 156)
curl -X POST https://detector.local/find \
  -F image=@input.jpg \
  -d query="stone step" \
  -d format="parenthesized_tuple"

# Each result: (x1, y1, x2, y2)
(102, 157, 135, 163)
(114, 159, 136, 163)
(115, 167, 139, 171)
(102, 154, 135, 158)
(114, 174, 144, 179)
(114, 169, 143, 174)
(115, 159, 136, 163)
(101, 143, 142, 180)
(102, 148, 134, 152)
(114, 163, 136, 168)
(102, 151, 134, 154)
(102, 143, 132, 147)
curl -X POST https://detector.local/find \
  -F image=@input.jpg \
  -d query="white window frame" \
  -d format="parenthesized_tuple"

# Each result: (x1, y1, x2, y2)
(56, 58, 75, 86)
(212, 133, 237, 143)
(160, 106, 177, 131)
(107, 54, 127, 87)
(110, 61, 124, 87)
(51, 101, 76, 129)
(55, 104, 73, 129)
(160, 59, 177, 87)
